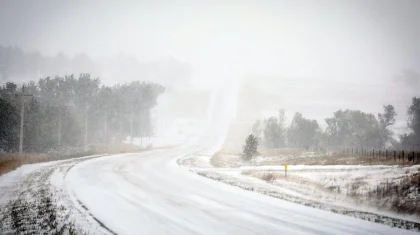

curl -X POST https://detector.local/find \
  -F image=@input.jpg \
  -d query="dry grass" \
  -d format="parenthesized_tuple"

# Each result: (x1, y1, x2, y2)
(210, 151, 243, 168)
(214, 146, 420, 167)
(0, 153, 51, 176)
(0, 143, 147, 176)
(242, 171, 281, 183)
(0, 152, 95, 176)
(218, 153, 419, 167)
(260, 173, 276, 182)
(243, 167, 420, 216)
(372, 173, 420, 216)
(260, 148, 306, 156)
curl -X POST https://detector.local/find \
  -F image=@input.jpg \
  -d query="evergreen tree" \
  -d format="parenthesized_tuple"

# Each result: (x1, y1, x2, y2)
(242, 134, 259, 161)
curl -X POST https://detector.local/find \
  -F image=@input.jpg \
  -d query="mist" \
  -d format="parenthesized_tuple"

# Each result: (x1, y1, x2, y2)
(1, 1, 419, 127)
(1, 2, 420, 233)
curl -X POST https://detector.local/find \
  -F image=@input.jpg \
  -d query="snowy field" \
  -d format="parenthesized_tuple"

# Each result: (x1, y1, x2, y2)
(179, 151, 420, 231)
(0, 146, 418, 234)
(0, 154, 115, 234)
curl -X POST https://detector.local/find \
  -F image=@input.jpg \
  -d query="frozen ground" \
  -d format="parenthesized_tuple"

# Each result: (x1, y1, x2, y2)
(179, 152, 420, 231)
(0, 146, 419, 234)
(0, 154, 116, 234)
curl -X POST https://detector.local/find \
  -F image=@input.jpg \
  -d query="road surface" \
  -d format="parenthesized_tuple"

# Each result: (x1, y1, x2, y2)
(66, 146, 414, 235)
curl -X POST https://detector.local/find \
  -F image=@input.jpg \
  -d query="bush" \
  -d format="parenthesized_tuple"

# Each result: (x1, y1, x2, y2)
(261, 173, 276, 182)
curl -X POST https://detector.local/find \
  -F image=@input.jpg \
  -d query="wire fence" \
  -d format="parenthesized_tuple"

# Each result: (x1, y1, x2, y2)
(336, 148, 420, 163)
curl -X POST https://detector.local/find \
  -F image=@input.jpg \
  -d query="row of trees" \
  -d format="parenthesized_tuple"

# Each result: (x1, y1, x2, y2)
(323, 105, 397, 149)
(252, 109, 322, 149)
(0, 45, 97, 81)
(252, 98, 420, 150)
(0, 74, 165, 153)
(400, 97, 420, 148)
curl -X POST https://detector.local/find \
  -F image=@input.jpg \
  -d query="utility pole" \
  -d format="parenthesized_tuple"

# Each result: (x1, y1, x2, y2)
(104, 111, 108, 143)
(17, 85, 32, 154)
(130, 111, 133, 145)
(57, 106, 61, 147)
(19, 92, 24, 154)
(84, 105, 88, 151)
(139, 109, 143, 148)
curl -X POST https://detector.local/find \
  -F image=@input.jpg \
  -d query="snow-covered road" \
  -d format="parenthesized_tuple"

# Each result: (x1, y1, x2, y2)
(66, 147, 415, 235)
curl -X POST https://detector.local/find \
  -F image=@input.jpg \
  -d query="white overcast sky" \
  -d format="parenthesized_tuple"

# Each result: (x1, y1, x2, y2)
(1, 0, 419, 80)
(1, 0, 419, 131)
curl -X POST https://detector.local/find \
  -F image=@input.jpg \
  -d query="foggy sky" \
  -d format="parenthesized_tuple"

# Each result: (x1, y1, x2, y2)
(1, 1, 419, 77)
(1, 0, 420, 133)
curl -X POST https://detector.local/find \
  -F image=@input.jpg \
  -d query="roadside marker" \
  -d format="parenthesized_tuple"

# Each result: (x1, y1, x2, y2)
(284, 164, 288, 178)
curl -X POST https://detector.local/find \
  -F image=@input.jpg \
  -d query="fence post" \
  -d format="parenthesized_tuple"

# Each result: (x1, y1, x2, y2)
(402, 150, 404, 162)
(394, 151, 396, 162)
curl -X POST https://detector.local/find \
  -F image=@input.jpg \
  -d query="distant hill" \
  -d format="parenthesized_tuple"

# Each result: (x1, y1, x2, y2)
(0, 45, 192, 88)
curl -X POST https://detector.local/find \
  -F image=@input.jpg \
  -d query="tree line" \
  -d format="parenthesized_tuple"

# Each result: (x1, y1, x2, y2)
(0, 74, 164, 153)
(252, 98, 420, 150)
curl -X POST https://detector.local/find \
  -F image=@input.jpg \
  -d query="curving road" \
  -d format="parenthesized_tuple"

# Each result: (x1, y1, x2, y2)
(66, 146, 415, 235)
